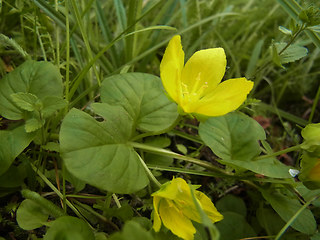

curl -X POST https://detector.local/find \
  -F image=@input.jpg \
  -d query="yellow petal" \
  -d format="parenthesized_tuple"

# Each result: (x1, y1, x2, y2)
(193, 77, 253, 116)
(160, 35, 185, 104)
(309, 160, 320, 181)
(152, 196, 162, 232)
(152, 178, 191, 200)
(181, 48, 226, 98)
(159, 199, 196, 240)
(195, 191, 224, 223)
(176, 190, 223, 224)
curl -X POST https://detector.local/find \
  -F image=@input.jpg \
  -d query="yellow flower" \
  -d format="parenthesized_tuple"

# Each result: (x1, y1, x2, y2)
(152, 178, 223, 240)
(160, 35, 253, 117)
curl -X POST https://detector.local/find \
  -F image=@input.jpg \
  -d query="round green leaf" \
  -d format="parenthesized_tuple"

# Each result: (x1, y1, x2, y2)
(261, 189, 317, 234)
(219, 158, 292, 178)
(0, 125, 35, 176)
(216, 212, 256, 240)
(100, 72, 178, 132)
(109, 221, 154, 240)
(0, 60, 63, 120)
(60, 105, 149, 194)
(199, 112, 266, 161)
(16, 199, 49, 230)
(44, 216, 94, 240)
(216, 195, 247, 217)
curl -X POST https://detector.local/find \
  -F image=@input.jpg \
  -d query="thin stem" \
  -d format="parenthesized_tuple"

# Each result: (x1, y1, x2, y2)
(275, 195, 319, 240)
(66, 194, 108, 199)
(252, 23, 306, 79)
(112, 194, 122, 208)
(136, 153, 162, 188)
(29, 163, 87, 223)
(308, 82, 320, 123)
(131, 115, 182, 142)
(278, 23, 306, 55)
(55, 0, 60, 67)
(129, 142, 232, 176)
(65, 0, 70, 102)
(255, 145, 301, 160)
(62, 163, 67, 213)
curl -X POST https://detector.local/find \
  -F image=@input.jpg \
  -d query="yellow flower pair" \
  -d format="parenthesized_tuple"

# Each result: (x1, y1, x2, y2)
(152, 178, 223, 240)
(160, 35, 253, 117)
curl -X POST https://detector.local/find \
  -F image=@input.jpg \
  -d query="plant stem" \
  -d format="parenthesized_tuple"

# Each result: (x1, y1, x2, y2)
(255, 145, 302, 160)
(29, 163, 86, 222)
(131, 115, 182, 142)
(274, 195, 319, 240)
(252, 23, 306, 79)
(65, 0, 70, 103)
(308, 82, 320, 123)
(136, 153, 162, 188)
(278, 23, 306, 55)
(129, 142, 232, 176)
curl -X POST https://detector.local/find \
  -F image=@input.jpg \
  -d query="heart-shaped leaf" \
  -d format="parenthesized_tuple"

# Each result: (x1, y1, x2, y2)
(16, 199, 49, 230)
(44, 216, 94, 240)
(199, 112, 266, 161)
(0, 125, 35, 176)
(0, 60, 63, 120)
(261, 189, 317, 234)
(100, 72, 178, 132)
(219, 158, 292, 178)
(60, 104, 149, 194)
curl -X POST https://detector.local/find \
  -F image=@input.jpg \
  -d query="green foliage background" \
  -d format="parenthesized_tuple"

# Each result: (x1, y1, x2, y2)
(0, 0, 320, 239)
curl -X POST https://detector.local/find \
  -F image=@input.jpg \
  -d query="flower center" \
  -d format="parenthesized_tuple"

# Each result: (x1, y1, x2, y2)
(182, 72, 208, 104)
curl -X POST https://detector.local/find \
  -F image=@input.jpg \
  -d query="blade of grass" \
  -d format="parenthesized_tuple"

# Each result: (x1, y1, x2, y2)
(112, 12, 239, 74)
(258, 102, 308, 126)
(125, 0, 142, 62)
(68, 25, 175, 101)
(95, 1, 118, 66)
(274, 195, 319, 240)
(70, 0, 101, 86)
(32, 0, 114, 73)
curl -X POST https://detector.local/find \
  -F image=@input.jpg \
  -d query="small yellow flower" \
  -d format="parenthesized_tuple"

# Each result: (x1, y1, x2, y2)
(299, 153, 320, 189)
(152, 178, 223, 240)
(160, 35, 254, 117)
(309, 160, 320, 181)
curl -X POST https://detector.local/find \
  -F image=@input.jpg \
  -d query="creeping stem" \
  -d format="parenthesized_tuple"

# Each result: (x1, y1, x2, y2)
(255, 144, 302, 160)
(129, 142, 233, 176)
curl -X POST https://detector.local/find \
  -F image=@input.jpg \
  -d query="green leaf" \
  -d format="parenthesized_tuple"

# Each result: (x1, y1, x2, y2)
(42, 96, 68, 118)
(100, 73, 178, 132)
(256, 206, 285, 235)
(0, 165, 26, 188)
(215, 212, 256, 240)
(60, 105, 149, 194)
(219, 158, 292, 178)
(0, 60, 63, 120)
(10, 92, 39, 112)
(105, 202, 134, 222)
(199, 112, 266, 161)
(271, 42, 285, 68)
(275, 42, 308, 64)
(261, 189, 317, 234)
(44, 216, 95, 240)
(16, 199, 49, 230)
(25, 118, 45, 133)
(109, 221, 154, 240)
(0, 125, 35, 176)
(216, 195, 247, 217)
